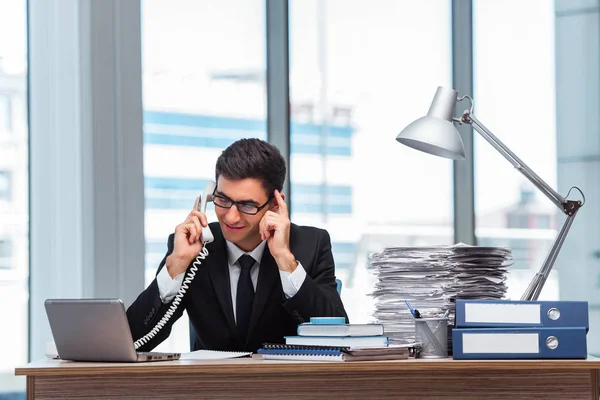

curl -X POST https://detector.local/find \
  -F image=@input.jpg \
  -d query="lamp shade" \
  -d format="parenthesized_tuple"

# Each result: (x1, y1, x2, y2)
(396, 86, 466, 160)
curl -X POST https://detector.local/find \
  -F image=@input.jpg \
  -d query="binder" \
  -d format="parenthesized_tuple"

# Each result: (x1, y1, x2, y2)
(452, 327, 587, 359)
(454, 299, 588, 330)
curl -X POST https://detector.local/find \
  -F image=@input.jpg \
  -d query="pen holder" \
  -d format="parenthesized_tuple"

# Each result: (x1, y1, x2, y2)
(414, 317, 449, 358)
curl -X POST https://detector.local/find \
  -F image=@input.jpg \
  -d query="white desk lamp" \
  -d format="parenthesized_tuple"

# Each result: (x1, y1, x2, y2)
(396, 86, 584, 301)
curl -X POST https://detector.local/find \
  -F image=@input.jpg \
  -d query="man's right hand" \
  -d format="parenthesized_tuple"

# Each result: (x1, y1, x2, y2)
(166, 197, 209, 278)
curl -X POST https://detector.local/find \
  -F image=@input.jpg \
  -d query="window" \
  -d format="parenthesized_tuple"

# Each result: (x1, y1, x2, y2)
(0, 94, 13, 132)
(142, 0, 266, 352)
(0, 0, 29, 396)
(289, 0, 453, 323)
(0, 239, 11, 269)
(0, 170, 11, 200)
(473, 0, 557, 300)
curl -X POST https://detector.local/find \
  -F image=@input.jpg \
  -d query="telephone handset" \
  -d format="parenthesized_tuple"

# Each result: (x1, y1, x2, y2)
(197, 182, 215, 244)
(134, 181, 217, 350)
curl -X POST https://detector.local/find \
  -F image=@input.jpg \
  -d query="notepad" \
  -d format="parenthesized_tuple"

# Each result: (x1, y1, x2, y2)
(180, 350, 252, 360)
(261, 353, 346, 362)
(260, 353, 410, 362)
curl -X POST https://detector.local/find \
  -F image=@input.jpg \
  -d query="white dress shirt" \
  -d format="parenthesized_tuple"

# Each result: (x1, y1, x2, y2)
(157, 240, 307, 322)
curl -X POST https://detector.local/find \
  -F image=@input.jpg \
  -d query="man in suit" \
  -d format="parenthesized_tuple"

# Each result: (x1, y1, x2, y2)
(127, 138, 348, 352)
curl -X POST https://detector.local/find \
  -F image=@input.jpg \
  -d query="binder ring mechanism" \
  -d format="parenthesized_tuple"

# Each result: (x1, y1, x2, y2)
(547, 308, 561, 321)
(546, 336, 559, 350)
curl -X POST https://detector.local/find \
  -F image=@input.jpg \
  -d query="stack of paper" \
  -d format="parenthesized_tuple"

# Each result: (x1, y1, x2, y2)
(443, 244, 513, 301)
(367, 244, 512, 345)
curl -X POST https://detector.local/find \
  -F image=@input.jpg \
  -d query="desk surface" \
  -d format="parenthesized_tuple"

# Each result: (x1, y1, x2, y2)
(16, 357, 600, 399)
(15, 356, 600, 376)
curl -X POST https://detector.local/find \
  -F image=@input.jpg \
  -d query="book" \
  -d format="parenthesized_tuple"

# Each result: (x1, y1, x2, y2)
(308, 317, 346, 325)
(285, 335, 389, 348)
(297, 323, 384, 337)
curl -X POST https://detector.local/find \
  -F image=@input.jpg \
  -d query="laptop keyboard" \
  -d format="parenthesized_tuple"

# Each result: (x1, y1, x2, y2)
(138, 351, 178, 357)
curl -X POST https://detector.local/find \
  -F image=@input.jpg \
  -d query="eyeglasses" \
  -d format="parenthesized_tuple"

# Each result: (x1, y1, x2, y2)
(212, 190, 273, 215)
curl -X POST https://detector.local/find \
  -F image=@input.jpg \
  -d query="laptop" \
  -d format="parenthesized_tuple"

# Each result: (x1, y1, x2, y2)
(44, 298, 181, 362)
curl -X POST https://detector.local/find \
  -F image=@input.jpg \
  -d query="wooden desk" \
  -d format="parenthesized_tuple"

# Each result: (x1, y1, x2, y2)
(15, 357, 600, 399)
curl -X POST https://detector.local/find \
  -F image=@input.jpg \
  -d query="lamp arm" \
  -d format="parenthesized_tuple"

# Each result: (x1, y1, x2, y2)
(520, 209, 580, 300)
(460, 111, 584, 300)
(464, 112, 567, 208)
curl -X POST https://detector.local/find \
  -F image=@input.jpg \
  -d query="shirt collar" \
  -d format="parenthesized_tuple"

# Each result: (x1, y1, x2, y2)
(225, 239, 268, 266)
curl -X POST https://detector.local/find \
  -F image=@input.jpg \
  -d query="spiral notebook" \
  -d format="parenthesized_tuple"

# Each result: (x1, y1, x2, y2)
(257, 343, 411, 362)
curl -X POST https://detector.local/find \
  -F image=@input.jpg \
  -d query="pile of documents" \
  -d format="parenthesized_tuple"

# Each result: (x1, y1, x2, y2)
(367, 244, 513, 345)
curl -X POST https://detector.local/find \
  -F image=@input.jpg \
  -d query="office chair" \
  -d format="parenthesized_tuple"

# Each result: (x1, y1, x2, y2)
(189, 278, 343, 351)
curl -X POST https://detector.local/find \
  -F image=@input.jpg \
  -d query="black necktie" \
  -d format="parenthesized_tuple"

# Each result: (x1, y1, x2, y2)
(236, 254, 255, 343)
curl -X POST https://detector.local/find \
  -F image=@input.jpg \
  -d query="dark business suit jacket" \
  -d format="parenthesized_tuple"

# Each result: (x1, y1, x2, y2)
(127, 222, 348, 352)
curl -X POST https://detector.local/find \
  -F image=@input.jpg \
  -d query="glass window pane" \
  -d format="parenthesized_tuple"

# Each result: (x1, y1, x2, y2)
(0, 239, 13, 269)
(0, 170, 11, 200)
(290, 0, 453, 323)
(142, 0, 266, 352)
(0, 94, 13, 132)
(0, 0, 28, 396)
(474, 0, 557, 300)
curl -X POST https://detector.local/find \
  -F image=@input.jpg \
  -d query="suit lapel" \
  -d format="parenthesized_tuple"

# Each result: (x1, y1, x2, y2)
(205, 235, 239, 340)
(247, 247, 279, 341)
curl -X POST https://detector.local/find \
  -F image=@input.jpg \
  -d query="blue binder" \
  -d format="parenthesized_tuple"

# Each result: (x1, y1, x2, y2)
(454, 299, 588, 330)
(452, 327, 587, 359)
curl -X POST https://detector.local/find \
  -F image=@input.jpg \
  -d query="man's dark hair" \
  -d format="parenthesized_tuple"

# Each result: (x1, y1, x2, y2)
(215, 138, 286, 198)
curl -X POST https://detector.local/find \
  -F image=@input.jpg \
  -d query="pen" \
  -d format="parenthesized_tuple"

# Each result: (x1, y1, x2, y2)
(404, 300, 421, 318)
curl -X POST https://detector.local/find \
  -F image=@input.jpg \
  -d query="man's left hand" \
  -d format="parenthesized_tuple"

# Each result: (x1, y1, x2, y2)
(259, 189, 297, 273)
